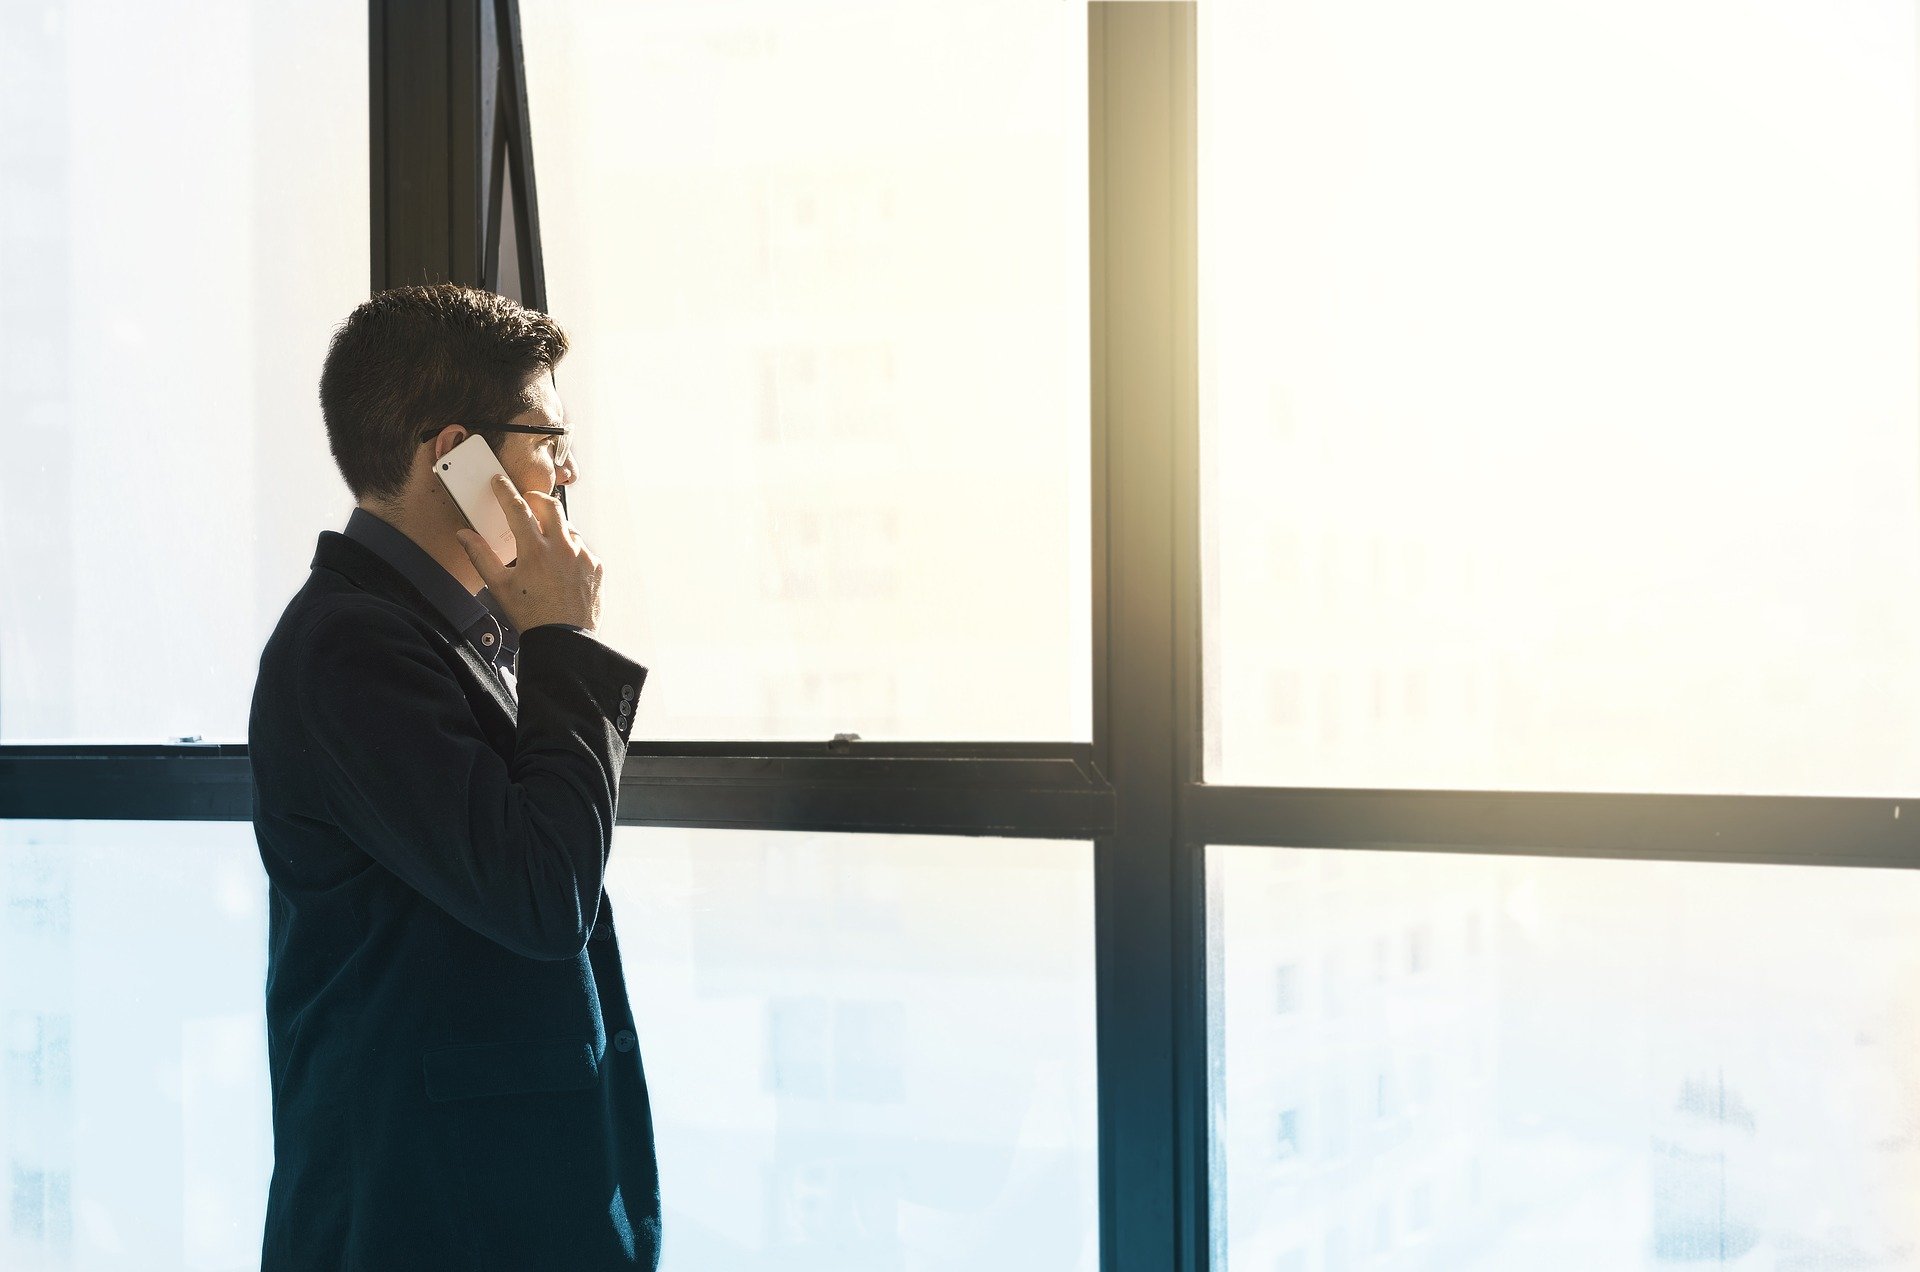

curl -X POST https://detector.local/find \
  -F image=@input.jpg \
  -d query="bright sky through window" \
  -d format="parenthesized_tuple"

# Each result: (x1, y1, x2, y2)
(1201, 0, 1920, 795)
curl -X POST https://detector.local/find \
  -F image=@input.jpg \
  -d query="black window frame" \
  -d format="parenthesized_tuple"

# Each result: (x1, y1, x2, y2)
(5, 7, 1919, 1272)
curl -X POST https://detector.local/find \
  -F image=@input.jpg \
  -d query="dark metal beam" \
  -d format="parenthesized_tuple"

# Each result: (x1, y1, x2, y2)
(18, 742, 1911, 869)
(0, 744, 1112, 840)
(1090, 7, 1208, 1272)
(620, 743, 1110, 837)
(0, 747, 253, 823)
(494, 0, 547, 310)
(1194, 784, 1920, 870)
(369, 0, 492, 291)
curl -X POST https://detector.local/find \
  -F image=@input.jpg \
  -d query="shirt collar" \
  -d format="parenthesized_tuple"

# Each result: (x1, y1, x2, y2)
(342, 507, 520, 664)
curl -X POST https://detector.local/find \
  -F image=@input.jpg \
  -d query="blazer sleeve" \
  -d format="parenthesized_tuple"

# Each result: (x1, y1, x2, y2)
(294, 600, 646, 961)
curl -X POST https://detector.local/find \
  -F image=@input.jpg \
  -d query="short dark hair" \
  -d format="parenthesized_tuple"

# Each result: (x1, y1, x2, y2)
(319, 284, 569, 502)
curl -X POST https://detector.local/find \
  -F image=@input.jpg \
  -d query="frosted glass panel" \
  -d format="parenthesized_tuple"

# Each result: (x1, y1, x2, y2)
(0, 820, 1099, 1272)
(523, 1, 1092, 742)
(1199, 0, 1920, 794)
(1208, 844, 1920, 1269)
(0, 821, 271, 1272)
(0, 1, 369, 744)
(605, 828, 1099, 1271)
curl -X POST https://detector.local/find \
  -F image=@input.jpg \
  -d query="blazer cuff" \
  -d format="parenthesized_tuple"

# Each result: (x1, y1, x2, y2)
(517, 624, 648, 742)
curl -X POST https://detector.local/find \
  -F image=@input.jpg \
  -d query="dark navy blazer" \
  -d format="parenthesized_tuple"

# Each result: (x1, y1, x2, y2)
(248, 527, 660, 1270)
(339, 505, 527, 685)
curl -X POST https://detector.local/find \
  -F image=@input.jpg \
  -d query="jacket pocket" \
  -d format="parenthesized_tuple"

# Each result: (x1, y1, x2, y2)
(421, 1037, 599, 1102)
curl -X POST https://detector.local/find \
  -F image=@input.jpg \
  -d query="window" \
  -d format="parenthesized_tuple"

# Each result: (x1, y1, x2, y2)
(1323, 1225, 1348, 1272)
(605, 827, 1098, 1268)
(1209, 844, 1920, 1266)
(1319, 1081, 1348, 1163)
(1408, 1052, 1433, 1109)
(765, 997, 832, 1097)
(1275, 1108, 1300, 1160)
(1199, 0, 1920, 795)
(522, 1, 1092, 742)
(18, 4, 1916, 1268)
(0, 2, 368, 744)
(5, 841, 72, 939)
(1406, 1179, 1433, 1233)
(7, 1164, 69, 1250)
(0, 821, 270, 1269)
(2, 1012, 70, 1094)
(1274, 963, 1299, 1015)
(765, 997, 907, 1103)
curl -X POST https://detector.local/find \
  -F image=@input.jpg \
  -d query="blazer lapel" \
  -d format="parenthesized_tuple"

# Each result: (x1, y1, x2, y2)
(310, 531, 519, 728)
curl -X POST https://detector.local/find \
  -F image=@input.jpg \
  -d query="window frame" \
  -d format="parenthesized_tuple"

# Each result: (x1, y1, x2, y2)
(4, 7, 1916, 1272)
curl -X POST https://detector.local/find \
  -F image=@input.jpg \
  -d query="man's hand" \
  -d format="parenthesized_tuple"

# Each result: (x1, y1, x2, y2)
(456, 473, 603, 634)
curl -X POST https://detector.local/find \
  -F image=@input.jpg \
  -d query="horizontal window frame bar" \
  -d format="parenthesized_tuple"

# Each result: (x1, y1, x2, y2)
(0, 741, 1093, 762)
(1194, 783, 1920, 870)
(14, 748, 1920, 865)
(0, 743, 1113, 839)
(619, 743, 1109, 837)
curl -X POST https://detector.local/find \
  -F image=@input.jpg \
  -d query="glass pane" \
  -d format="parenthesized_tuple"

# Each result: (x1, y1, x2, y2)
(0, 2, 368, 744)
(1199, 0, 1920, 794)
(523, 1, 1092, 741)
(605, 828, 1098, 1270)
(0, 821, 271, 1271)
(1208, 843, 1920, 1268)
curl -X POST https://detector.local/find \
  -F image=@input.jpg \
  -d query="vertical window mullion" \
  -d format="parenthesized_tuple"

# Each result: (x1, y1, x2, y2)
(1091, 5, 1205, 1272)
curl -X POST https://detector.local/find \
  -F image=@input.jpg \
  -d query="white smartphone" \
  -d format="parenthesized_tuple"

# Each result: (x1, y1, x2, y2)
(435, 433, 520, 567)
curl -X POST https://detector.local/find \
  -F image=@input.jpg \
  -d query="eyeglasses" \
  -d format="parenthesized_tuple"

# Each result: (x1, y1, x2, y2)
(417, 423, 572, 469)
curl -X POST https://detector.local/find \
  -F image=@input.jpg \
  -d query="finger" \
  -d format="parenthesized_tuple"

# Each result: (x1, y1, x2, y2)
(524, 489, 567, 539)
(489, 474, 546, 544)
(454, 528, 506, 586)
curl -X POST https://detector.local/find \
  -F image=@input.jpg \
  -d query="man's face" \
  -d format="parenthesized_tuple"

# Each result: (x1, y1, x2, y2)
(496, 370, 575, 501)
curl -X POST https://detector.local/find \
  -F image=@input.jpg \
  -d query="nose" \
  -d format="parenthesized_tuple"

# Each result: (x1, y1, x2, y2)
(556, 452, 578, 486)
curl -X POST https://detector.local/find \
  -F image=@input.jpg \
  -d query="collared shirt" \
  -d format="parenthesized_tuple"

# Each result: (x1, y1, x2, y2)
(343, 507, 522, 695)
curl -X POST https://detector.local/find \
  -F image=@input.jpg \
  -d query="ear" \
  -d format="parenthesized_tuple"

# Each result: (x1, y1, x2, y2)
(429, 426, 468, 460)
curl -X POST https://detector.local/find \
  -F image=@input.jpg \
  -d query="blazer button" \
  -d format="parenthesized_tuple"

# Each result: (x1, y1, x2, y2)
(613, 1029, 637, 1053)
(591, 923, 612, 942)
(620, 684, 635, 701)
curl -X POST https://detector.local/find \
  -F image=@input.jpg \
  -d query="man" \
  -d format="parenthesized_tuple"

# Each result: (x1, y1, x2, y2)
(248, 284, 660, 1269)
